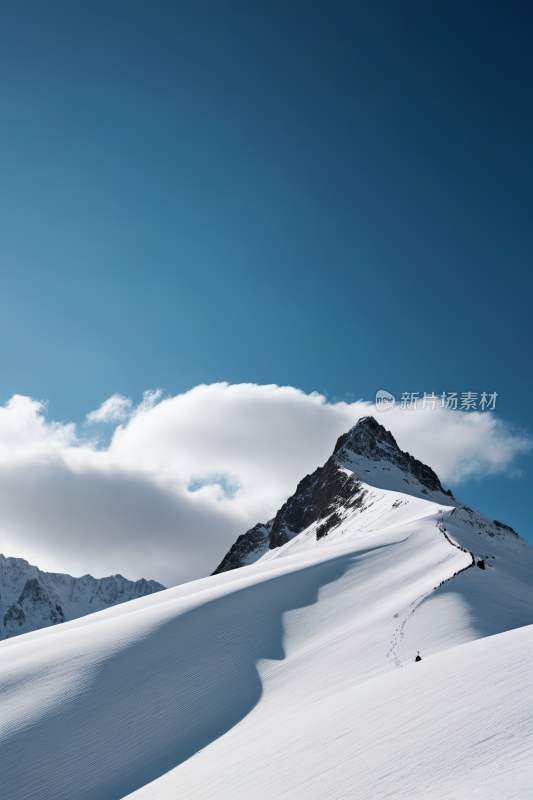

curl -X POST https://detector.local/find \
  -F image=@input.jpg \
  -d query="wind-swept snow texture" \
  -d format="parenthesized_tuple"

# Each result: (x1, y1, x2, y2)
(1, 417, 532, 799)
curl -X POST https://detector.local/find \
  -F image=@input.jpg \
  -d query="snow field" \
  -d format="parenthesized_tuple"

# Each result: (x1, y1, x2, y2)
(133, 623, 532, 800)
(0, 488, 531, 799)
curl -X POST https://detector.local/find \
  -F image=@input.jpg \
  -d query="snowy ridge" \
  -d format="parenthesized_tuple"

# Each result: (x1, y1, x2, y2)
(0, 554, 165, 640)
(1, 416, 532, 798)
(212, 416, 456, 574)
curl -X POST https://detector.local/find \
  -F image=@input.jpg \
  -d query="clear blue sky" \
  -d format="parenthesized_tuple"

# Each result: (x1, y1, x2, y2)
(1, 1, 532, 537)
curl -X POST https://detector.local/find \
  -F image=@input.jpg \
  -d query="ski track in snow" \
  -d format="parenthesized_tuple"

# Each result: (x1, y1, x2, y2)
(386, 577, 432, 668)
(386, 513, 474, 668)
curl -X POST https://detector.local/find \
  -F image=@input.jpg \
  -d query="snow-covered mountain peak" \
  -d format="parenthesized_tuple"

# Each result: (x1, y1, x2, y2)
(0, 553, 166, 640)
(333, 414, 399, 457)
(212, 416, 521, 576)
(333, 415, 449, 498)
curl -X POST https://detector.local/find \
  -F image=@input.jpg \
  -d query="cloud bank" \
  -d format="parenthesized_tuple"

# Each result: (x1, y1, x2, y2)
(0, 384, 530, 587)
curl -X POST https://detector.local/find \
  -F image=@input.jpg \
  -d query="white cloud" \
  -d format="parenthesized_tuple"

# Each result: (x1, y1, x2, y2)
(0, 384, 530, 587)
(139, 388, 163, 410)
(86, 393, 133, 423)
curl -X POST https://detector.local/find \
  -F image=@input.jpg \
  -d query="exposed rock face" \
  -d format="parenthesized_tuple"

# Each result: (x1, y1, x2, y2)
(267, 457, 365, 550)
(494, 520, 515, 533)
(0, 555, 166, 640)
(211, 522, 274, 575)
(333, 416, 445, 494)
(213, 415, 448, 575)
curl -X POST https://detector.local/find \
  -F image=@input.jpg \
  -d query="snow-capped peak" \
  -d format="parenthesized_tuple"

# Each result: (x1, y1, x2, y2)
(331, 415, 451, 499)
(0, 554, 166, 640)
(212, 416, 518, 575)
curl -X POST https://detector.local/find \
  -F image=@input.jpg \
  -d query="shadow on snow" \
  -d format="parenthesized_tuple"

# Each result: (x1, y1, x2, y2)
(2, 547, 384, 800)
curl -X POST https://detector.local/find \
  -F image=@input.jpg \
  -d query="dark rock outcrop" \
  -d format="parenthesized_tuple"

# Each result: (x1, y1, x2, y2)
(214, 415, 448, 575)
(212, 522, 273, 575)
(267, 457, 364, 549)
(334, 416, 445, 494)
(3, 603, 26, 628)
(16, 577, 65, 625)
(494, 520, 517, 535)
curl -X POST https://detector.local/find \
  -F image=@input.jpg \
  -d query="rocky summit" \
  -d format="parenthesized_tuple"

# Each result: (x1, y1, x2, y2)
(212, 416, 455, 574)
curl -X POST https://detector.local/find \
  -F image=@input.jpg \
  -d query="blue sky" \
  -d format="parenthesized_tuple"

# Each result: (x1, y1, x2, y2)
(1, 1, 532, 564)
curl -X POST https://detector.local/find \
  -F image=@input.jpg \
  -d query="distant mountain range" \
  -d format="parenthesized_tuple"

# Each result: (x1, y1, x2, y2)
(0, 555, 165, 640)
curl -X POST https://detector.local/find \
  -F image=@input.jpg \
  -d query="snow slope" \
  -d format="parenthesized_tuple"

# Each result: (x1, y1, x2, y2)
(1, 418, 532, 799)
(0, 554, 165, 640)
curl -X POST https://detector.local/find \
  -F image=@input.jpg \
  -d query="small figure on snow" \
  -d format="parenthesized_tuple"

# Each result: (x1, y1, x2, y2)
(415, 651, 422, 662)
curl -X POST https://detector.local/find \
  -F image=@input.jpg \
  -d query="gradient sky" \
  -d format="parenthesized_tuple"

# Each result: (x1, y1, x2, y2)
(1, 1, 532, 543)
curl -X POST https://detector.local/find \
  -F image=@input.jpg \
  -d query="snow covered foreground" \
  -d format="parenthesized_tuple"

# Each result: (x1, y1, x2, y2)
(1, 422, 532, 798)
